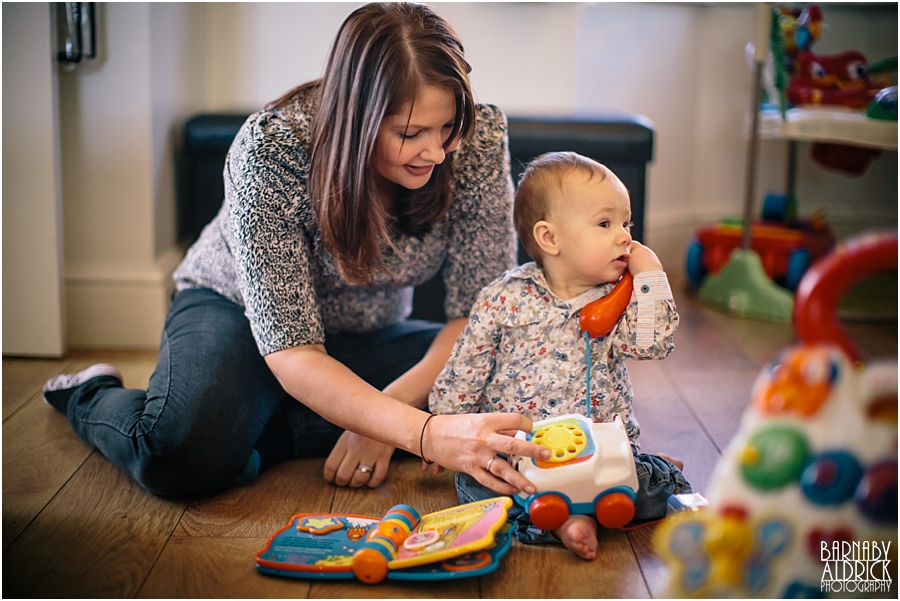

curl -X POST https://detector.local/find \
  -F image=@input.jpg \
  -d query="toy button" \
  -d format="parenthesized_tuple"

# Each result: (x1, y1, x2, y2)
(800, 451, 863, 506)
(740, 425, 809, 490)
(640, 284, 650, 293)
(403, 529, 439, 550)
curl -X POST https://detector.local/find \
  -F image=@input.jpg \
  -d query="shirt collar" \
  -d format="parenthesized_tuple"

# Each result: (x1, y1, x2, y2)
(511, 262, 616, 313)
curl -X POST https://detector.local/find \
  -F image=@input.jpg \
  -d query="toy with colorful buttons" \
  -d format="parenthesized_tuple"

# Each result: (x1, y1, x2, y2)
(654, 230, 897, 598)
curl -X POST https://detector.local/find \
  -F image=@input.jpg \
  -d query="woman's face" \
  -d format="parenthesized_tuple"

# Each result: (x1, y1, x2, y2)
(373, 85, 461, 196)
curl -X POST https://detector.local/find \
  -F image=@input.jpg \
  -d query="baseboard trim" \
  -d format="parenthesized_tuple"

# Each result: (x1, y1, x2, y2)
(65, 247, 184, 349)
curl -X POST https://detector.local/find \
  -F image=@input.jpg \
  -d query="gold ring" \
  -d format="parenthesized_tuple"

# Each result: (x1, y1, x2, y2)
(486, 456, 496, 472)
(357, 464, 373, 474)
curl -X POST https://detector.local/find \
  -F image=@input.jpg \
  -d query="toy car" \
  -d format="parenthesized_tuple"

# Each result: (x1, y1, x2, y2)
(511, 414, 639, 531)
(685, 209, 834, 291)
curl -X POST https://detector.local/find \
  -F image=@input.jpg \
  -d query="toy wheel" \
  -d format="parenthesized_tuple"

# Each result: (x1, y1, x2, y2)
(529, 494, 570, 530)
(532, 423, 587, 463)
(685, 239, 705, 286)
(595, 492, 635, 529)
(786, 248, 810, 291)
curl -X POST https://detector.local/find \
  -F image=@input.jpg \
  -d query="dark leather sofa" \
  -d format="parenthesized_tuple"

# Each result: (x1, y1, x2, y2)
(177, 112, 653, 321)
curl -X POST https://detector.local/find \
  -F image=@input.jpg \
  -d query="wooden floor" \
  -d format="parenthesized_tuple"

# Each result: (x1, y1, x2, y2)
(3, 281, 896, 598)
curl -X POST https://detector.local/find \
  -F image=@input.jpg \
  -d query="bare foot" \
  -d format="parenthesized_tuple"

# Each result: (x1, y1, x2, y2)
(555, 514, 597, 560)
(658, 453, 684, 471)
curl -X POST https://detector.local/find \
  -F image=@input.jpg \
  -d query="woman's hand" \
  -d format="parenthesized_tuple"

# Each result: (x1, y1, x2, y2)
(421, 412, 551, 496)
(323, 431, 395, 488)
(628, 240, 664, 274)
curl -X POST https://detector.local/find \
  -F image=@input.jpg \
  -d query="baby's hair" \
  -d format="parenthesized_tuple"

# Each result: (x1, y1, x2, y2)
(514, 151, 614, 265)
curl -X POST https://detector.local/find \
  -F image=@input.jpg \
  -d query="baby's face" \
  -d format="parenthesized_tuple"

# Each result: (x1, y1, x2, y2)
(547, 173, 633, 287)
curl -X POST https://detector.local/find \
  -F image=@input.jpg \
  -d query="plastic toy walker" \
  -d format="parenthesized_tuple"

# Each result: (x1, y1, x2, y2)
(655, 231, 897, 598)
(510, 271, 641, 531)
(686, 210, 835, 291)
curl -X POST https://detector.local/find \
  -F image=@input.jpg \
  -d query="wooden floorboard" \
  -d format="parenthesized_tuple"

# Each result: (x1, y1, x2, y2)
(2, 393, 94, 550)
(3, 452, 188, 598)
(2, 276, 895, 597)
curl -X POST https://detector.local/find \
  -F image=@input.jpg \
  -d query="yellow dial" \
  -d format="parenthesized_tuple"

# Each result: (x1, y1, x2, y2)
(532, 422, 587, 462)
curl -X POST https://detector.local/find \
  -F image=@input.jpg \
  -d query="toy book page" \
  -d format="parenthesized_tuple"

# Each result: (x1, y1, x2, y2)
(389, 497, 512, 570)
(256, 513, 378, 578)
(389, 522, 513, 581)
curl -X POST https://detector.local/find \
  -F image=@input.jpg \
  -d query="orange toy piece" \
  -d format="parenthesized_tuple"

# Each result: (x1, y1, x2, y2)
(579, 271, 633, 338)
(755, 346, 837, 417)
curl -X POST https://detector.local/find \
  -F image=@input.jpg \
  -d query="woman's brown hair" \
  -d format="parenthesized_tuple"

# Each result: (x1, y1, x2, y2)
(269, 3, 475, 284)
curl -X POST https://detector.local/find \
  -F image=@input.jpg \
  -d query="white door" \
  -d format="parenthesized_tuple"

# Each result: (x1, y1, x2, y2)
(2, 3, 67, 357)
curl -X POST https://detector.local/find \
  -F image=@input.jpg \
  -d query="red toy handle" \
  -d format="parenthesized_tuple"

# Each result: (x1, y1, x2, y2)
(794, 231, 898, 363)
(579, 271, 634, 339)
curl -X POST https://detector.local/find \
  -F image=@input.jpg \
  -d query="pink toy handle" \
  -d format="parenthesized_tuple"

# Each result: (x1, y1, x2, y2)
(794, 230, 898, 363)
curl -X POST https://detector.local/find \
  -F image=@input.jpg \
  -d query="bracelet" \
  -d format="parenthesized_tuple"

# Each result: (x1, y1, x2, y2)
(419, 413, 437, 465)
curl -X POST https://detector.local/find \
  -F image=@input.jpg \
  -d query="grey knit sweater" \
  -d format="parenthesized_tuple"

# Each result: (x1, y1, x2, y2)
(174, 88, 516, 355)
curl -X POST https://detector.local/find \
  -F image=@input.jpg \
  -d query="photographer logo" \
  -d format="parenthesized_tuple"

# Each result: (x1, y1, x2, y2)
(820, 540, 892, 594)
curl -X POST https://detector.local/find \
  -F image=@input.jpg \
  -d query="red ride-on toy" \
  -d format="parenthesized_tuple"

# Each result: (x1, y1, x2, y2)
(685, 195, 835, 291)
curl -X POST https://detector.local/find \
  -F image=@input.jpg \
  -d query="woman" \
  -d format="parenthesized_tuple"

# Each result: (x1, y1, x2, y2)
(43, 2, 549, 497)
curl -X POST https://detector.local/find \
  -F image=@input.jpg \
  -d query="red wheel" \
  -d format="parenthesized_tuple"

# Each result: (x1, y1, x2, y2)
(595, 492, 635, 529)
(529, 494, 569, 530)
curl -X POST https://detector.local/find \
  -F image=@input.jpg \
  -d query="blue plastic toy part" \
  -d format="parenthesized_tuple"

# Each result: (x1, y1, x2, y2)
(799, 451, 863, 506)
(744, 518, 792, 594)
(785, 248, 810, 290)
(762, 192, 789, 222)
(685, 238, 706, 286)
(782, 580, 826, 598)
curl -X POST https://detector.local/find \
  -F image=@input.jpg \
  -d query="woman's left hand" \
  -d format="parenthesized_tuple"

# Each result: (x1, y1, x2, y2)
(323, 430, 395, 488)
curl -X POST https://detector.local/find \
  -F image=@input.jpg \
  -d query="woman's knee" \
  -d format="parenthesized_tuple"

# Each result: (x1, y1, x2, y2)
(131, 432, 252, 497)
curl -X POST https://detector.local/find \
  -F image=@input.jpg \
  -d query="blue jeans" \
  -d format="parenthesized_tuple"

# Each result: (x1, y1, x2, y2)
(455, 452, 692, 544)
(63, 288, 442, 497)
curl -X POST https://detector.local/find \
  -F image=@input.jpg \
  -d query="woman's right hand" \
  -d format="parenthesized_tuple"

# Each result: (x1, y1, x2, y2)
(421, 412, 551, 496)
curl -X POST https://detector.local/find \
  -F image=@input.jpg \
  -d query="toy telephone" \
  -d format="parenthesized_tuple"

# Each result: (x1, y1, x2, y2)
(579, 271, 634, 338)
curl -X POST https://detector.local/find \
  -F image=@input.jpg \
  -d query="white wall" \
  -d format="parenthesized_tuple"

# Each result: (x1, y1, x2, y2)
(2, 3, 67, 356)
(58, 3, 204, 348)
(10, 2, 896, 350)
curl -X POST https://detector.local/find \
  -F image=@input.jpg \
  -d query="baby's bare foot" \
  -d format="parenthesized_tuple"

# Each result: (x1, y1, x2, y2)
(658, 453, 684, 471)
(555, 514, 597, 560)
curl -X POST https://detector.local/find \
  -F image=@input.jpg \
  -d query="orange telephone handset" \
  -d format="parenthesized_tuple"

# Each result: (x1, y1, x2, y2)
(579, 271, 634, 339)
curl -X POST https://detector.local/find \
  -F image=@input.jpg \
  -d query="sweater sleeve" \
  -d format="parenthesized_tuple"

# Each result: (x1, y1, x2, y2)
(223, 112, 325, 355)
(441, 105, 517, 321)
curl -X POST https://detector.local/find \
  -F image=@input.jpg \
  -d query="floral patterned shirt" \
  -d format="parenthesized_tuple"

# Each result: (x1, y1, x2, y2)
(428, 262, 678, 448)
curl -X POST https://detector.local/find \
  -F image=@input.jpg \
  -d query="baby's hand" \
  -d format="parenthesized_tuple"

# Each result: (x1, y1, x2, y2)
(628, 241, 664, 274)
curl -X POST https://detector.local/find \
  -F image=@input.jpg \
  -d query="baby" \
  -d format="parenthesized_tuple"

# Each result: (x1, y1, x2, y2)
(428, 151, 691, 559)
